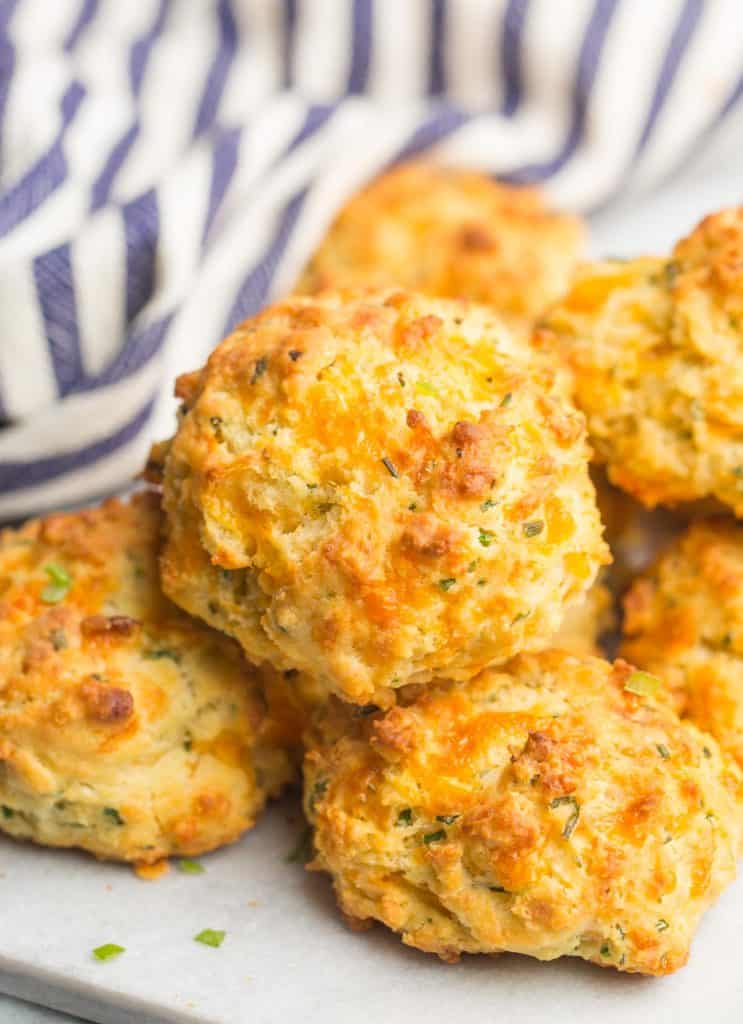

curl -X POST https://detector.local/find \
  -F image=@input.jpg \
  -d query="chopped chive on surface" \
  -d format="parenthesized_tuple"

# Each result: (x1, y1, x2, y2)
(656, 919, 670, 932)
(481, 498, 497, 511)
(381, 456, 399, 478)
(1, 805, 13, 819)
(438, 578, 456, 592)
(194, 929, 225, 948)
(396, 808, 414, 827)
(478, 528, 494, 547)
(41, 564, 72, 604)
(600, 943, 611, 958)
(92, 943, 125, 962)
(656, 744, 670, 759)
(500, 392, 513, 408)
(178, 859, 205, 875)
(103, 807, 124, 825)
(436, 814, 459, 825)
(624, 671, 661, 697)
(550, 795, 580, 839)
(422, 829, 446, 845)
(522, 520, 544, 538)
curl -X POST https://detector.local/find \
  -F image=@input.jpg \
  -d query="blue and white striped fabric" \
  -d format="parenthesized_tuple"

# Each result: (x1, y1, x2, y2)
(1, 0, 742, 520)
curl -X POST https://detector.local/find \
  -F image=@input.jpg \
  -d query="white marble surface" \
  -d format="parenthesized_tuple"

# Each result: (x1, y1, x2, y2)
(0, 994, 81, 1022)
(2, 792, 743, 1024)
(4, 107, 743, 1024)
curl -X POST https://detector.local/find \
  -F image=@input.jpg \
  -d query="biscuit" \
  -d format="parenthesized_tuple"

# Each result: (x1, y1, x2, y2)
(305, 650, 740, 974)
(296, 162, 585, 332)
(0, 493, 297, 863)
(161, 289, 608, 705)
(537, 208, 743, 513)
(622, 520, 743, 775)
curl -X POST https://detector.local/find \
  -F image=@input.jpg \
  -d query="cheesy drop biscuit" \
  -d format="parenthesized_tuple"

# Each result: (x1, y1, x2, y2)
(305, 651, 740, 974)
(161, 289, 608, 705)
(622, 520, 743, 773)
(296, 162, 585, 332)
(0, 493, 298, 863)
(537, 208, 743, 513)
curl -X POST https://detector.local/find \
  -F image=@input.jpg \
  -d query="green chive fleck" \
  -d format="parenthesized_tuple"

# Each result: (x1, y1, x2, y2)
(656, 744, 670, 759)
(142, 648, 181, 662)
(500, 393, 513, 408)
(481, 499, 497, 511)
(396, 808, 414, 827)
(50, 628, 67, 650)
(656, 919, 669, 932)
(664, 261, 680, 287)
(478, 528, 494, 548)
(436, 814, 459, 825)
(381, 457, 399, 478)
(523, 520, 544, 538)
(251, 357, 268, 383)
(438, 578, 456, 592)
(703, 746, 712, 759)
(286, 825, 313, 864)
(92, 943, 125, 962)
(422, 829, 446, 845)
(1, 805, 13, 819)
(103, 807, 124, 826)
(178, 859, 205, 875)
(600, 943, 611, 958)
(309, 778, 329, 813)
(194, 929, 226, 948)
(624, 671, 661, 697)
(41, 564, 72, 604)
(550, 795, 580, 839)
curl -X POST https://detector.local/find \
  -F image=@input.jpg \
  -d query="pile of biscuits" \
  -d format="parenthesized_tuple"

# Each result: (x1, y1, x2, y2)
(3, 163, 743, 978)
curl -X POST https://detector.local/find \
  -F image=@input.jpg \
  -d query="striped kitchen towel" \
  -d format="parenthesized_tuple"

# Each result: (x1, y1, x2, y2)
(1, 0, 742, 519)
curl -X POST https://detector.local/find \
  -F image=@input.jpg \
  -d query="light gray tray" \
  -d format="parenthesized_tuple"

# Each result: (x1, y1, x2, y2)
(1, 794, 743, 1024)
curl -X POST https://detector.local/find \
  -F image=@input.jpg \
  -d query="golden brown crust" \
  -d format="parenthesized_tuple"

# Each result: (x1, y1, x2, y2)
(304, 650, 740, 974)
(161, 288, 608, 705)
(296, 163, 585, 333)
(621, 520, 743, 783)
(537, 208, 743, 514)
(0, 492, 299, 863)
